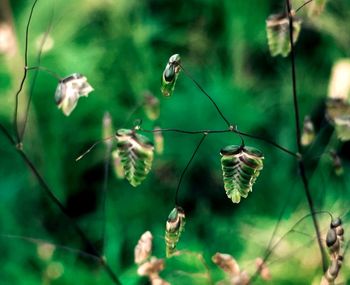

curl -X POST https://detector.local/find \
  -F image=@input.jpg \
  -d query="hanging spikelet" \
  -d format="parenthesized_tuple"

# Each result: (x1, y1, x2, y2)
(165, 207, 185, 257)
(301, 116, 315, 146)
(143, 91, 160, 121)
(154, 127, 164, 155)
(220, 145, 264, 204)
(115, 129, 154, 187)
(55, 73, 93, 116)
(266, 13, 301, 57)
(308, 0, 327, 17)
(161, 54, 181, 97)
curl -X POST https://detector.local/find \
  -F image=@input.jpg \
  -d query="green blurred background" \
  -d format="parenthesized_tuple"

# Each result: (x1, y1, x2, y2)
(0, 0, 349, 284)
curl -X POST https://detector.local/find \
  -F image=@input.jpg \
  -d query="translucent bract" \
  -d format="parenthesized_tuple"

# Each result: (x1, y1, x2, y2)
(55, 73, 93, 116)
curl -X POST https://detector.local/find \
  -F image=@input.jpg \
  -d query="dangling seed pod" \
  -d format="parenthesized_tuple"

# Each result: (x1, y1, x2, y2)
(115, 129, 154, 187)
(220, 145, 264, 203)
(266, 12, 301, 57)
(165, 207, 185, 257)
(143, 91, 160, 121)
(161, 54, 181, 97)
(55, 73, 93, 116)
(329, 150, 344, 176)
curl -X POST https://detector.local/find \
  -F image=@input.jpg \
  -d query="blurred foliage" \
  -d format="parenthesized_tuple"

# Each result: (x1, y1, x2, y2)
(0, 0, 350, 284)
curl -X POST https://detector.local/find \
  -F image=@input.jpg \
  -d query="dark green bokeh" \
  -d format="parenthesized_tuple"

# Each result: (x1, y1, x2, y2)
(0, 0, 349, 284)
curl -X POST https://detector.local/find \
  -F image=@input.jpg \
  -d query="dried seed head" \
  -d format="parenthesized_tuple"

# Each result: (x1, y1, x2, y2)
(144, 91, 160, 121)
(134, 231, 153, 265)
(137, 257, 165, 277)
(255, 257, 271, 280)
(212, 252, 240, 276)
(165, 207, 186, 257)
(55, 73, 93, 116)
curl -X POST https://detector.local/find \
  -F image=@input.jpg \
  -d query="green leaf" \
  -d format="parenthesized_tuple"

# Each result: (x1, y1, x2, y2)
(161, 54, 181, 97)
(165, 207, 186, 257)
(266, 13, 301, 57)
(115, 129, 154, 187)
(220, 145, 264, 203)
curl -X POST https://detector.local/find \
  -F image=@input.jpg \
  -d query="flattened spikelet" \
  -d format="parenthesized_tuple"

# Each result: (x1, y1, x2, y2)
(115, 129, 154, 187)
(220, 145, 264, 203)
(165, 207, 185, 257)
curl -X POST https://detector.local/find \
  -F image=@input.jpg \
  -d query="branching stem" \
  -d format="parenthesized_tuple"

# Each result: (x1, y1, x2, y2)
(285, 0, 327, 272)
(13, 0, 39, 144)
(175, 133, 207, 205)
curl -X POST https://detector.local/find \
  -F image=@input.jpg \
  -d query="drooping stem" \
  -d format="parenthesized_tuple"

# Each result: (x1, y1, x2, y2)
(285, 0, 327, 272)
(175, 133, 207, 205)
(140, 127, 298, 158)
(20, 12, 55, 141)
(0, 123, 122, 285)
(13, 0, 39, 144)
(180, 64, 232, 128)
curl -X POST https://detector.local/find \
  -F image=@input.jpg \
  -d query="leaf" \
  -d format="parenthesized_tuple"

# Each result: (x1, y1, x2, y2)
(165, 207, 185, 257)
(266, 13, 301, 57)
(220, 145, 264, 203)
(161, 54, 181, 97)
(55, 73, 93, 116)
(115, 129, 154, 187)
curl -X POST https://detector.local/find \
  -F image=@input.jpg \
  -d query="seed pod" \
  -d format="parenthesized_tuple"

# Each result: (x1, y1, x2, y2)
(55, 73, 93, 116)
(308, 0, 327, 17)
(220, 145, 264, 203)
(144, 91, 160, 121)
(334, 116, 350, 142)
(266, 13, 301, 57)
(161, 54, 181, 97)
(112, 150, 125, 179)
(165, 207, 185, 257)
(326, 228, 338, 249)
(153, 127, 164, 155)
(115, 129, 154, 187)
(301, 116, 315, 146)
(134, 231, 153, 265)
(329, 150, 344, 176)
(212, 253, 240, 276)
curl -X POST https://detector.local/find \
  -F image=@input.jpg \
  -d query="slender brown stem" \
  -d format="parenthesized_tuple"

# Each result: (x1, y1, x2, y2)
(13, 0, 39, 143)
(285, 0, 328, 272)
(0, 123, 122, 285)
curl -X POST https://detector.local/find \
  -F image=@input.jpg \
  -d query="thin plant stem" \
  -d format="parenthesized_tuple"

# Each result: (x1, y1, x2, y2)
(100, 141, 112, 254)
(20, 11, 55, 141)
(180, 64, 232, 128)
(140, 127, 299, 158)
(0, 124, 122, 285)
(26, 66, 62, 81)
(285, 0, 328, 272)
(295, 0, 314, 13)
(0, 234, 100, 262)
(175, 133, 207, 206)
(251, 211, 332, 283)
(13, 0, 39, 144)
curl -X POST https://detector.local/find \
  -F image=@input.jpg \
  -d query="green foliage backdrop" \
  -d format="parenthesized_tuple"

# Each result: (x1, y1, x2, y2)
(0, 0, 349, 284)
